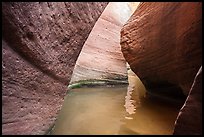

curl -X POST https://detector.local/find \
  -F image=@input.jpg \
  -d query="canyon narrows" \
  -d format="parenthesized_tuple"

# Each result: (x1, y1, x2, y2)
(69, 2, 139, 84)
(2, 2, 202, 135)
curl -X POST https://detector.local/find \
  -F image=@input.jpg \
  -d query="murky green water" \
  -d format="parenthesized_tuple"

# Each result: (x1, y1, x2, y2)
(50, 71, 184, 135)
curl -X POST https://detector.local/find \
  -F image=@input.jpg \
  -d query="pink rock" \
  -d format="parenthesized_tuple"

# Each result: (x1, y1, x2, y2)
(2, 2, 108, 135)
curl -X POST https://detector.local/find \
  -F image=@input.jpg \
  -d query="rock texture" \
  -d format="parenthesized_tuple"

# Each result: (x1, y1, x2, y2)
(121, 2, 202, 95)
(70, 2, 140, 83)
(2, 2, 108, 135)
(173, 66, 202, 135)
(120, 2, 202, 135)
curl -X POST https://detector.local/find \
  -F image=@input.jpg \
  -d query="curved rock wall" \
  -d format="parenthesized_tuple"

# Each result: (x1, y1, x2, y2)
(2, 2, 108, 135)
(120, 2, 202, 134)
(174, 66, 202, 135)
(70, 2, 140, 83)
(120, 2, 202, 95)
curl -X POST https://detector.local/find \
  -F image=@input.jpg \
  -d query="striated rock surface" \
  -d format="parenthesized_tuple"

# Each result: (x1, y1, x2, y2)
(70, 2, 140, 83)
(120, 2, 202, 95)
(2, 2, 108, 135)
(120, 2, 202, 134)
(173, 66, 202, 135)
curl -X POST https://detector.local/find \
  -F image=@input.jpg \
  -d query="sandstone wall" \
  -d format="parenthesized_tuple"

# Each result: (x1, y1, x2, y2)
(173, 66, 202, 135)
(120, 2, 202, 134)
(121, 2, 202, 95)
(2, 2, 108, 135)
(70, 2, 140, 83)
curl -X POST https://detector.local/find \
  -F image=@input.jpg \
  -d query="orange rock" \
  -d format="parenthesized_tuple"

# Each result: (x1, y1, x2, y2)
(120, 2, 202, 135)
(121, 2, 202, 95)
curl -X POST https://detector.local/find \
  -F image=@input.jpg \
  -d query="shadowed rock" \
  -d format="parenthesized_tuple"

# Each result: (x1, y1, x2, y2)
(174, 66, 202, 135)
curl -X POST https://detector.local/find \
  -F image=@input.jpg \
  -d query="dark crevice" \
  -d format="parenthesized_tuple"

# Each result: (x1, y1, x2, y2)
(143, 79, 187, 102)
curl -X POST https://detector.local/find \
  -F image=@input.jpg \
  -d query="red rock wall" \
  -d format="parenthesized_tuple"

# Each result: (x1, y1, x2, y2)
(2, 2, 108, 135)
(120, 2, 202, 134)
(121, 2, 202, 95)
(173, 66, 202, 135)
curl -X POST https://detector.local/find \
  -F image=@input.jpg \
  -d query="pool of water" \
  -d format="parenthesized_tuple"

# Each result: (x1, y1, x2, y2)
(50, 71, 184, 135)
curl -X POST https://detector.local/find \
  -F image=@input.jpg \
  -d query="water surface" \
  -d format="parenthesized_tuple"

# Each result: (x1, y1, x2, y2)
(50, 82, 182, 135)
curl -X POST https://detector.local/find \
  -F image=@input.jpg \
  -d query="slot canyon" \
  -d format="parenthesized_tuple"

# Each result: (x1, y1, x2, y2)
(2, 2, 202, 135)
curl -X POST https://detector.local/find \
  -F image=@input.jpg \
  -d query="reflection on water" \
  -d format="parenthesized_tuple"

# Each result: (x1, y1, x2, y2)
(50, 70, 183, 135)
(124, 69, 146, 118)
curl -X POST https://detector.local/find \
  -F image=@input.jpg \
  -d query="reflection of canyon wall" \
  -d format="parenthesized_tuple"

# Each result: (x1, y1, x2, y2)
(2, 2, 108, 135)
(120, 2, 202, 135)
(70, 2, 140, 83)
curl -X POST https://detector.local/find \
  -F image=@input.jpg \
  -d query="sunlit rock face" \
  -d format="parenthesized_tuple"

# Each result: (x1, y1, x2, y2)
(174, 66, 202, 135)
(120, 2, 202, 95)
(70, 2, 140, 83)
(2, 2, 108, 135)
(120, 2, 202, 135)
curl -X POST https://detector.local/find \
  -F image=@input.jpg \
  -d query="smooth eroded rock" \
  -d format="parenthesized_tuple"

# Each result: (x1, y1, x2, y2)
(70, 2, 140, 83)
(120, 2, 202, 95)
(120, 2, 202, 134)
(2, 2, 108, 135)
(173, 66, 202, 135)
